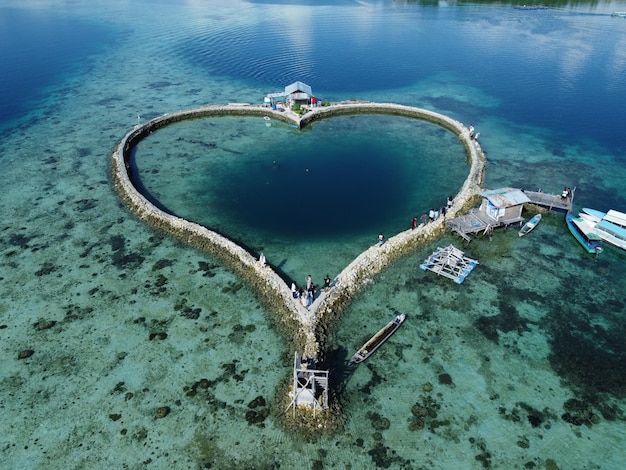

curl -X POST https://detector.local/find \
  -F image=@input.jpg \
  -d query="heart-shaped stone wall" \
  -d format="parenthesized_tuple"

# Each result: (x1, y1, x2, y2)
(111, 102, 486, 358)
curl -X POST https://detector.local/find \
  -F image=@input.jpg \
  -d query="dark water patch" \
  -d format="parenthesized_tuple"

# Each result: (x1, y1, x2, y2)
(367, 411, 390, 431)
(358, 364, 384, 396)
(110, 235, 125, 251)
(149, 331, 168, 340)
(133, 115, 467, 244)
(152, 258, 174, 271)
(76, 147, 92, 158)
(148, 81, 176, 89)
(215, 132, 410, 239)
(35, 262, 56, 276)
(94, 95, 124, 106)
(8, 233, 33, 249)
(112, 250, 145, 269)
(548, 314, 626, 397)
(228, 323, 256, 345)
(179, 305, 201, 320)
(475, 300, 529, 344)
(561, 398, 599, 427)
(197, 260, 219, 277)
(438, 372, 453, 386)
(63, 304, 94, 322)
(75, 198, 98, 212)
(367, 442, 402, 469)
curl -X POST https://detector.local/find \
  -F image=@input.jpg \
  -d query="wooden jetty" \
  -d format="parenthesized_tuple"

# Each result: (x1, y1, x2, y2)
(447, 207, 503, 241)
(447, 187, 574, 242)
(523, 187, 575, 213)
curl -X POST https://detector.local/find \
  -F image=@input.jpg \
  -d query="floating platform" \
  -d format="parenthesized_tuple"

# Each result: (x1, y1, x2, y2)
(420, 245, 479, 284)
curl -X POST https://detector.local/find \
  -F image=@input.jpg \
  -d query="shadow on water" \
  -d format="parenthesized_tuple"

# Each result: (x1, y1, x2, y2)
(322, 346, 358, 399)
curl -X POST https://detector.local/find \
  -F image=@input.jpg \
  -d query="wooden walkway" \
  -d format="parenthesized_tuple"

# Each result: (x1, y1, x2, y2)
(448, 188, 575, 242)
(447, 208, 524, 242)
(523, 188, 574, 212)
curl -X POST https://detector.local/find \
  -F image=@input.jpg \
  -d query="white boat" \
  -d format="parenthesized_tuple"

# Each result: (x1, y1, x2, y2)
(580, 208, 626, 251)
(565, 214, 603, 255)
(349, 314, 406, 365)
(519, 213, 542, 237)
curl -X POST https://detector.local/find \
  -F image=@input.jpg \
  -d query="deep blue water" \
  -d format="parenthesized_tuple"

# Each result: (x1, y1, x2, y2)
(2, 2, 626, 468)
(133, 115, 467, 242)
(0, 8, 118, 125)
(179, 3, 626, 152)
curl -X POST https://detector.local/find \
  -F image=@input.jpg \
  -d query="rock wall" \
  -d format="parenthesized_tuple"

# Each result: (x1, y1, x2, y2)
(110, 103, 486, 358)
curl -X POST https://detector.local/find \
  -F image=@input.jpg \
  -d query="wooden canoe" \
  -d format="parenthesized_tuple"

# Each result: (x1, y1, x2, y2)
(349, 314, 406, 365)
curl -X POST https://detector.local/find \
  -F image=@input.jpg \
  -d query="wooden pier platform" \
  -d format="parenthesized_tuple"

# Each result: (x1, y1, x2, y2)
(523, 188, 574, 212)
(447, 208, 524, 242)
(448, 187, 575, 242)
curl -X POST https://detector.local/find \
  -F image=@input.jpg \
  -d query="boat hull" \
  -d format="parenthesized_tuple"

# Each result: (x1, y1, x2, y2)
(566, 214, 603, 254)
(580, 208, 626, 251)
(519, 214, 541, 237)
(349, 314, 406, 365)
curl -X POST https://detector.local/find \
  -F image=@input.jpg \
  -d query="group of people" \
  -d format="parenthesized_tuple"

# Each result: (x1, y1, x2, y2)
(411, 195, 454, 230)
(561, 187, 572, 202)
(469, 125, 480, 141)
(291, 274, 332, 309)
(258, 252, 335, 309)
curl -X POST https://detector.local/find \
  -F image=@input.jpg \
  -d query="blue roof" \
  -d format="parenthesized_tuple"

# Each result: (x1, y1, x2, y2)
(285, 81, 312, 96)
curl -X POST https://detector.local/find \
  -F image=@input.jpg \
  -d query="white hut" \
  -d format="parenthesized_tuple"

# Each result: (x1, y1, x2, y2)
(284, 81, 312, 105)
(479, 187, 530, 224)
(265, 81, 314, 108)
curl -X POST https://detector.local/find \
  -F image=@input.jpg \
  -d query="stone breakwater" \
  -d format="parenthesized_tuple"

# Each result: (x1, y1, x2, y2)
(111, 102, 486, 358)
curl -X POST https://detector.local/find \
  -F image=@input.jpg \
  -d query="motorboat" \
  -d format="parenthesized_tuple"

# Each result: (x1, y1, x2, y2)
(579, 208, 626, 251)
(565, 214, 603, 254)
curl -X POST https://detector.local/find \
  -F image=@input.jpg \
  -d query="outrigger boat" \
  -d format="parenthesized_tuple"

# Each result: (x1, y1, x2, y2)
(349, 314, 406, 365)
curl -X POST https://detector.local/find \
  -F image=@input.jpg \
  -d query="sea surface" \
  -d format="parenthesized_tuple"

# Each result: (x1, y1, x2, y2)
(1, 1, 625, 468)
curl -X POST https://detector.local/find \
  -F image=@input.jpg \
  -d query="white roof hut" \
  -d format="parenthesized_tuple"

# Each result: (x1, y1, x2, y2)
(479, 187, 530, 223)
(285, 81, 312, 104)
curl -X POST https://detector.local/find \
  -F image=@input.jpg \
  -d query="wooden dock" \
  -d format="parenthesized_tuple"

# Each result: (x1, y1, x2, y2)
(447, 208, 524, 242)
(447, 187, 575, 242)
(523, 188, 574, 212)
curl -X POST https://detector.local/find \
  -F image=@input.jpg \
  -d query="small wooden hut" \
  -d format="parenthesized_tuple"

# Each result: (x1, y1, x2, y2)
(479, 187, 529, 225)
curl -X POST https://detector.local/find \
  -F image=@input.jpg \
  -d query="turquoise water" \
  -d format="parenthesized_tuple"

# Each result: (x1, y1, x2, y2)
(1, 1, 625, 468)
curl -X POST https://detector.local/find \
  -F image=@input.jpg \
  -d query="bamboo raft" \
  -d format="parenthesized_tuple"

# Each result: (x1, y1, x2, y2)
(420, 245, 479, 284)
